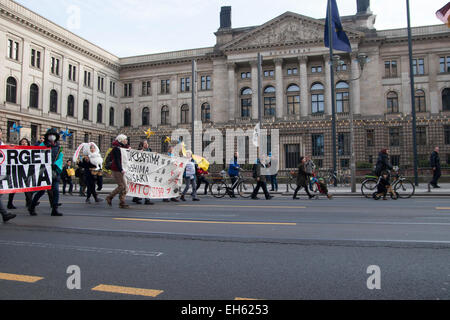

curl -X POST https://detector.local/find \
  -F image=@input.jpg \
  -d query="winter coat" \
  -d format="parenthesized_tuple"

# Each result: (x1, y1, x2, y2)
(228, 158, 240, 177)
(110, 140, 128, 172)
(430, 151, 441, 170)
(375, 152, 393, 176)
(252, 160, 267, 182)
(296, 162, 308, 187)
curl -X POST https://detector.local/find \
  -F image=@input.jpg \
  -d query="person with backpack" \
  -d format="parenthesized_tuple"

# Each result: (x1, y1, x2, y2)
(105, 134, 130, 209)
(180, 151, 200, 202)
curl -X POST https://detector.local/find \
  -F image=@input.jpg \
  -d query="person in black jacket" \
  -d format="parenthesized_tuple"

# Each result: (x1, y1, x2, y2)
(375, 149, 393, 177)
(293, 156, 314, 200)
(61, 160, 74, 196)
(430, 146, 441, 188)
(250, 157, 272, 200)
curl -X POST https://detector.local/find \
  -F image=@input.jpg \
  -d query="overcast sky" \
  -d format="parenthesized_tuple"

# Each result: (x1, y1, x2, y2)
(14, 0, 448, 57)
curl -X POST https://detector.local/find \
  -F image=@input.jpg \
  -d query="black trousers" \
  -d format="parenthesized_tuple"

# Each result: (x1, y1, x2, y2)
(62, 178, 73, 194)
(430, 168, 441, 186)
(8, 192, 33, 208)
(85, 173, 98, 200)
(251, 180, 270, 199)
(294, 184, 312, 198)
(196, 176, 209, 194)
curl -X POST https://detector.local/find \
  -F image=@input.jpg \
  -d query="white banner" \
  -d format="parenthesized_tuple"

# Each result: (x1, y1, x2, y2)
(0, 146, 53, 194)
(121, 149, 189, 199)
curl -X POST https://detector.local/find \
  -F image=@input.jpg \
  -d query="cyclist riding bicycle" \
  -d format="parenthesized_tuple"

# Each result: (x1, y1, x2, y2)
(228, 151, 240, 198)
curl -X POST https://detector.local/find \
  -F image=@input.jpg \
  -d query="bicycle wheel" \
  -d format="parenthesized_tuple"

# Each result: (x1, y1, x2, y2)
(361, 178, 378, 198)
(238, 181, 254, 198)
(210, 182, 228, 199)
(288, 177, 297, 191)
(394, 180, 415, 199)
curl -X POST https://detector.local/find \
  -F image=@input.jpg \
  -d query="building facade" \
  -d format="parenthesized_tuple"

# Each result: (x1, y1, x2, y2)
(1, 0, 450, 171)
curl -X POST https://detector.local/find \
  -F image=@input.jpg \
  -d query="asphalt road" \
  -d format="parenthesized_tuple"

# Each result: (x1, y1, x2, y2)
(0, 193, 449, 300)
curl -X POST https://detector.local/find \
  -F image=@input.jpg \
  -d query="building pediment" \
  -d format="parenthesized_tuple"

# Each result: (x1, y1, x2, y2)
(220, 12, 363, 52)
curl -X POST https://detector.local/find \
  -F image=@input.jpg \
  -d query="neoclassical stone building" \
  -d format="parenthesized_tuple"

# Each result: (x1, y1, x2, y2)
(1, 0, 450, 171)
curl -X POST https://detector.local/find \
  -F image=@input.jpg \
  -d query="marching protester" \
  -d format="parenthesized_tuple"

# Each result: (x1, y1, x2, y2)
(0, 127, 16, 223)
(228, 151, 240, 198)
(7, 138, 33, 209)
(293, 156, 314, 200)
(133, 140, 154, 205)
(163, 145, 179, 203)
(61, 160, 74, 196)
(196, 166, 210, 195)
(430, 146, 441, 189)
(105, 134, 130, 209)
(29, 128, 64, 216)
(79, 143, 103, 204)
(180, 150, 200, 202)
(250, 156, 273, 200)
(75, 159, 87, 197)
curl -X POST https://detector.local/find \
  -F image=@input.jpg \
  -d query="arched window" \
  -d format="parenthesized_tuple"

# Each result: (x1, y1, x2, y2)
(97, 104, 103, 124)
(67, 95, 75, 117)
(124, 108, 131, 127)
(142, 107, 150, 126)
(311, 83, 324, 114)
(29, 84, 39, 109)
(201, 103, 211, 123)
(6, 77, 17, 104)
(415, 90, 426, 113)
(83, 100, 90, 120)
(336, 81, 349, 113)
(240, 87, 252, 118)
(264, 86, 276, 116)
(109, 107, 115, 126)
(287, 84, 300, 115)
(387, 91, 399, 113)
(161, 105, 169, 125)
(180, 105, 189, 124)
(443, 88, 450, 111)
(49, 89, 58, 113)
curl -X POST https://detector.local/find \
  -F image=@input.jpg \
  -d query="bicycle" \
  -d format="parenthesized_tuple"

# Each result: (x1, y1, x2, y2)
(361, 167, 415, 199)
(210, 170, 255, 199)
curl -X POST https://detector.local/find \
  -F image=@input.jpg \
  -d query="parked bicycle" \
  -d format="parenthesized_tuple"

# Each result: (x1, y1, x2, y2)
(210, 170, 255, 198)
(361, 167, 415, 199)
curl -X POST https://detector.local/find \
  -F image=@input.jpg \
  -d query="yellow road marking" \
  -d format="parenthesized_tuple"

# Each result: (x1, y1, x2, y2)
(235, 297, 260, 300)
(180, 205, 307, 209)
(0, 272, 43, 283)
(436, 207, 450, 210)
(92, 284, 163, 297)
(114, 218, 297, 226)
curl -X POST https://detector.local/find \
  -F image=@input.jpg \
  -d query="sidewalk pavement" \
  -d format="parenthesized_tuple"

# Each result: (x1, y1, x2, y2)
(63, 183, 450, 196)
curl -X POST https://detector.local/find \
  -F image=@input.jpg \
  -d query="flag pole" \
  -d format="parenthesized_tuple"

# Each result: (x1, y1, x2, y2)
(406, 0, 419, 186)
(257, 52, 263, 157)
(327, 0, 338, 187)
(191, 59, 196, 152)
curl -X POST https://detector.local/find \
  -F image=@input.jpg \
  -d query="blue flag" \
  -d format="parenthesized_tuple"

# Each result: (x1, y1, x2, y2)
(324, 0, 352, 53)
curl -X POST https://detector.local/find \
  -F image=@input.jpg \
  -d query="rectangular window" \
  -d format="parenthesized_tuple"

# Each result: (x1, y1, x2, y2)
(285, 144, 300, 169)
(200, 76, 211, 90)
(142, 81, 151, 96)
(389, 128, 401, 147)
(340, 159, 350, 169)
(384, 60, 398, 78)
(241, 72, 251, 79)
(180, 77, 190, 92)
(98, 135, 103, 151)
(287, 68, 298, 75)
(391, 155, 400, 167)
(98, 76, 105, 92)
(445, 126, 450, 145)
(263, 70, 274, 77)
(6, 120, 15, 143)
(68, 130, 75, 150)
(161, 80, 170, 94)
(7, 39, 19, 61)
(68, 64, 76, 82)
(124, 83, 133, 97)
(31, 124, 39, 145)
(440, 56, 450, 73)
(311, 66, 322, 73)
(51, 57, 60, 76)
(366, 129, 375, 147)
(412, 58, 425, 75)
(416, 126, 427, 146)
(84, 71, 92, 87)
(30, 49, 41, 68)
(110, 81, 116, 96)
(338, 133, 350, 156)
(337, 64, 347, 72)
(84, 133, 89, 143)
(312, 134, 324, 157)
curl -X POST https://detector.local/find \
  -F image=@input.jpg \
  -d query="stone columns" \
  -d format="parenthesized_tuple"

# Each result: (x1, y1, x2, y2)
(274, 58, 283, 118)
(250, 60, 259, 120)
(227, 62, 236, 121)
(298, 56, 309, 117)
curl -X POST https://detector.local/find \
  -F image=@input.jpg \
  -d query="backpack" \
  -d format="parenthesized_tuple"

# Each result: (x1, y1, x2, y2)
(103, 148, 113, 173)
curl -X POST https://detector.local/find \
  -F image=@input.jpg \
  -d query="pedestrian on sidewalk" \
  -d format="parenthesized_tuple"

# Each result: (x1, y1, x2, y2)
(181, 151, 200, 202)
(133, 140, 154, 205)
(7, 137, 33, 209)
(0, 128, 16, 223)
(430, 146, 441, 189)
(29, 128, 64, 216)
(251, 157, 273, 200)
(62, 160, 74, 196)
(80, 143, 103, 204)
(268, 153, 279, 192)
(105, 134, 130, 209)
(293, 156, 314, 200)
